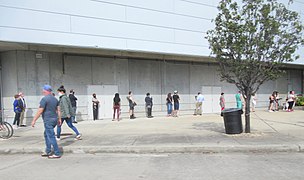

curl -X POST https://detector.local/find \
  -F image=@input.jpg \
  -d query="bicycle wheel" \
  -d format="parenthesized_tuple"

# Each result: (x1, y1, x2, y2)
(0, 123, 10, 139)
(4, 122, 13, 138)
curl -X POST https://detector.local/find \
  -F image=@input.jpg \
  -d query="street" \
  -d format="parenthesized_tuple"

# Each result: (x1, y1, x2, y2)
(0, 152, 303, 180)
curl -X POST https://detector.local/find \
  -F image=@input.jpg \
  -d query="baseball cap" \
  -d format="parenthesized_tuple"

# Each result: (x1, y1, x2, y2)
(43, 85, 53, 92)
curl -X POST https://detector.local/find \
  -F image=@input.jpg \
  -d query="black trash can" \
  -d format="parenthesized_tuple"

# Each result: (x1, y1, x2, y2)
(222, 108, 243, 134)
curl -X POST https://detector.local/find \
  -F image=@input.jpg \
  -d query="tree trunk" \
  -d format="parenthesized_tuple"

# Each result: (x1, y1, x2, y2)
(244, 97, 251, 133)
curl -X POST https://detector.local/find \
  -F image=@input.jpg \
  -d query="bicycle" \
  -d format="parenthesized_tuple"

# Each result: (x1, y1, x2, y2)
(0, 120, 13, 139)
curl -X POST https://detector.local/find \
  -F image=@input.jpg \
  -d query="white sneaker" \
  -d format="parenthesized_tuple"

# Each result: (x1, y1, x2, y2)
(56, 137, 61, 141)
(268, 110, 273, 112)
(75, 134, 82, 140)
(13, 125, 18, 129)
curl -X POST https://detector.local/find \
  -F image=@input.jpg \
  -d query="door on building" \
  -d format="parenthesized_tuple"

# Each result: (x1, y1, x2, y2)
(202, 86, 222, 113)
(87, 85, 118, 120)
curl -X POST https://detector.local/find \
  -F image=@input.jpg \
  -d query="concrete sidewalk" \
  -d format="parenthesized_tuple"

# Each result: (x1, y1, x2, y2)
(1, 109, 304, 154)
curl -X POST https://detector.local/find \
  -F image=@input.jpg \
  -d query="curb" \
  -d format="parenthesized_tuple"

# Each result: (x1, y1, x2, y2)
(0, 145, 302, 155)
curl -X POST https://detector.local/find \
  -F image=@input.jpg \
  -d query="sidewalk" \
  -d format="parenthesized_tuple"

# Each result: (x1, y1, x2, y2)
(1, 109, 304, 154)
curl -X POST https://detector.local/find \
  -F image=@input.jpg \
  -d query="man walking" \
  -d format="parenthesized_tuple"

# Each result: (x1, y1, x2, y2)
(31, 85, 62, 159)
(194, 92, 204, 115)
(69, 89, 78, 123)
(19, 92, 27, 127)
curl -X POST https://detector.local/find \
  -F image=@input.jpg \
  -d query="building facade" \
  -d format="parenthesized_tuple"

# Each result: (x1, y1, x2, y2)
(0, 0, 303, 122)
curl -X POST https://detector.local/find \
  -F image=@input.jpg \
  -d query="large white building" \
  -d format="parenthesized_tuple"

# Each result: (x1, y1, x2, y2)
(0, 0, 303, 122)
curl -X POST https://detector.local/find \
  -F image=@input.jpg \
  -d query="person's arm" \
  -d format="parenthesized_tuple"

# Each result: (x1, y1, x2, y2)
(31, 108, 44, 127)
(57, 106, 62, 126)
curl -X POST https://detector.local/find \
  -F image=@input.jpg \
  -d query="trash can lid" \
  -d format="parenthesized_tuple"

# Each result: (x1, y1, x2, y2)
(222, 108, 242, 113)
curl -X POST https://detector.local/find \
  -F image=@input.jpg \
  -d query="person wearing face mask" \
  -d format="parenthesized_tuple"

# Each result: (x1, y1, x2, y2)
(56, 85, 82, 141)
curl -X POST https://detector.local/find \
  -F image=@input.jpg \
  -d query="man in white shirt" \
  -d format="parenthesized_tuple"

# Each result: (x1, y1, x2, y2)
(194, 92, 204, 115)
(19, 92, 26, 127)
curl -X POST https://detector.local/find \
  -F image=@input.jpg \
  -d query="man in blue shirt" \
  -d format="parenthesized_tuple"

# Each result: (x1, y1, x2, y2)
(31, 85, 62, 159)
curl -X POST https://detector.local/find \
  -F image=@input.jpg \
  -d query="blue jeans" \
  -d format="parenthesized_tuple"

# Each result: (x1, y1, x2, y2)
(57, 117, 80, 138)
(43, 118, 60, 156)
(167, 103, 172, 115)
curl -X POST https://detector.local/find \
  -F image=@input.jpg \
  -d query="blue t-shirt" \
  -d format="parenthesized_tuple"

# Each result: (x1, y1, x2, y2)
(39, 94, 59, 119)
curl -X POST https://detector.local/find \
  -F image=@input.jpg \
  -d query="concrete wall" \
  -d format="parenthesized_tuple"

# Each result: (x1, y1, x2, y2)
(0, 0, 303, 63)
(1, 50, 303, 123)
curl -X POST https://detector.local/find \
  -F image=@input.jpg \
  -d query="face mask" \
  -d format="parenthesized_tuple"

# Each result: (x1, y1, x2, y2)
(58, 92, 63, 96)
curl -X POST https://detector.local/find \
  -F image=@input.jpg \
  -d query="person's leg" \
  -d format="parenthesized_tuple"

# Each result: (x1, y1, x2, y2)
(56, 119, 63, 139)
(288, 102, 292, 110)
(44, 120, 60, 156)
(148, 107, 152, 117)
(113, 107, 116, 120)
(176, 103, 179, 117)
(44, 130, 51, 154)
(93, 108, 96, 120)
(13, 113, 18, 125)
(198, 102, 202, 115)
(20, 109, 25, 126)
(117, 106, 120, 120)
(65, 118, 80, 136)
(194, 102, 199, 115)
(290, 101, 294, 110)
(96, 107, 99, 119)
(71, 107, 77, 123)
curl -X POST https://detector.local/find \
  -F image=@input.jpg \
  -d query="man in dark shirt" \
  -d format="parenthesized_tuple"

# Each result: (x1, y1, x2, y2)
(32, 85, 62, 159)
(69, 89, 78, 123)
(172, 91, 180, 117)
(145, 93, 153, 118)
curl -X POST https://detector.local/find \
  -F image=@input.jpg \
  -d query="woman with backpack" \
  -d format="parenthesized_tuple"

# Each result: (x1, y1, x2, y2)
(56, 85, 82, 141)
(113, 93, 121, 121)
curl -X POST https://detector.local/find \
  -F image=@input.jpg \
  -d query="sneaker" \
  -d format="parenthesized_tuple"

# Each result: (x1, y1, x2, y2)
(268, 110, 273, 112)
(72, 121, 78, 124)
(41, 152, 52, 157)
(56, 137, 61, 141)
(48, 155, 61, 159)
(75, 134, 82, 140)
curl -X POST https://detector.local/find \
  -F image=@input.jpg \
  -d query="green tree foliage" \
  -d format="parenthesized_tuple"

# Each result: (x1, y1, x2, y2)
(206, 0, 303, 133)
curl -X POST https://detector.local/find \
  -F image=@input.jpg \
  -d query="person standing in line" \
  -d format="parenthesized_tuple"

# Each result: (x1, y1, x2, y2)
(235, 91, 243, 109)
(13, 94, 22, 129)
(251, 93, 257, 112)
(56, 86, 82, 141)
(275, 91, 282, 111)
(145, 93, 153, 118)
(166, 93, 173, 117)
(113, 93, 121, 121)
(69, 89, 78, 123)
(194, 92, 204, 115)
(268, 92, 275, 112)
(219, 92, 225, 111)
(172, 91, 180, 117)
(19, 92, 27, 127)
(127, 91, 136, 119)
(92, 93, 99, 120)
(287, 91, 296, 112)
(31, 85, 62, 159)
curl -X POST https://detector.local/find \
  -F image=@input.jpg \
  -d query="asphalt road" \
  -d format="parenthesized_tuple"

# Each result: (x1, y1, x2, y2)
(0, 152, 303, 180)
